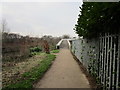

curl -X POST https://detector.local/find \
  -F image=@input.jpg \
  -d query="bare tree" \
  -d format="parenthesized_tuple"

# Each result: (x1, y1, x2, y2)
(1, 19, 10, 33)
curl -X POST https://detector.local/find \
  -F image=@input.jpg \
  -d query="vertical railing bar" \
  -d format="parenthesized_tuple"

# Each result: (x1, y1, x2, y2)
(112, 36, 116, 87)
(108, 33, 111, 89)
(104, 33, 107, 89)
(109, 36, 112, 89)
(103, 37, 106, 86)
(101, 37, 103, 83)
(100, 37, 102, 80)
(99, 36, 101, 81)
(101, 36, 103, 84)
(102, 36, 105, 85)
(110, 36, 114, 89)
(116, 35, 120, 90)
(101, 37, 103, 84)
(113, 36, 116, 89)
(106, 33, 109, 89)
(118, 35, 120, 88)
(114, 35, 118, 90)
(102, 37, 104, 84)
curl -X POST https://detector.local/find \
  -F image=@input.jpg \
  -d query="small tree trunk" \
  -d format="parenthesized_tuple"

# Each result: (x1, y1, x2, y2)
(43, 40, 50, 54)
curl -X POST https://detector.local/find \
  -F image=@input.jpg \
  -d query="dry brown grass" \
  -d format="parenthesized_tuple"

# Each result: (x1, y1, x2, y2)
(2, 53, 46, 87)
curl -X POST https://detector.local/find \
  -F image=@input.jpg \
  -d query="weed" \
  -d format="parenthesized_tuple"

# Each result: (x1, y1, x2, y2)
(51, 50, 59, 53)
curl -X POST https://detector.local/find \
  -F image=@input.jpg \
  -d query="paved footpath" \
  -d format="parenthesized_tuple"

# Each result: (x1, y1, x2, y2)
(34, 40, 90, 88)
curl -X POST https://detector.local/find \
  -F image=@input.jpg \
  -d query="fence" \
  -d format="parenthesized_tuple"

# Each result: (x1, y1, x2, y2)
(71, 33, 120, 89)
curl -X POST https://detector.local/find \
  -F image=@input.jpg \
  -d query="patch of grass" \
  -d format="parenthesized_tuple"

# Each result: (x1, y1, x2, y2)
(3, 54, 56, 89)
(51, 49, 59, 53)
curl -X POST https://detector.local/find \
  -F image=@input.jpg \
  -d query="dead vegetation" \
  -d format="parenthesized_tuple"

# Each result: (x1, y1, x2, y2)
(2, 32, 61, 61)
(2, 32, 61, 87)
(2, 53, 46, 87)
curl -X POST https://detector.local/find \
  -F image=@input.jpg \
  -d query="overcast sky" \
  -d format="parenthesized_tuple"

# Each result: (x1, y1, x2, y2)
(1, 2, 82, 37)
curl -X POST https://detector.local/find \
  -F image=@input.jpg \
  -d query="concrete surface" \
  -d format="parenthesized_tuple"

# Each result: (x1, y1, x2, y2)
(34, 40, 90, 88)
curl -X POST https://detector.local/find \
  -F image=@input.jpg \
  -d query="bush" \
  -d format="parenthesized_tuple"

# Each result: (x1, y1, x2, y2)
(30, 46, 42, 53)
(29, 47, 42, 57)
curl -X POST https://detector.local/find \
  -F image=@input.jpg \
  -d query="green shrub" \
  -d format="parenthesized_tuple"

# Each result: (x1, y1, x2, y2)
(30, 46, 42, 53)
(29, 46, 42, 57)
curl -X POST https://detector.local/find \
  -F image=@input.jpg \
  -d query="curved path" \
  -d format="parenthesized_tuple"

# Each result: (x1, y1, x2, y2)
(34, 40, 90, 88)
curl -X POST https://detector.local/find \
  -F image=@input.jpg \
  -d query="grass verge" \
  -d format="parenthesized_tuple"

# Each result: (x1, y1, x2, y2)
(51, 49, 59, 53)
(3, 54, 56, 89)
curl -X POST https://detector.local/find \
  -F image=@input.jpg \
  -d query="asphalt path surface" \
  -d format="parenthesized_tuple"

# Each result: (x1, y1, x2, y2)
(34, 40, 90, 88)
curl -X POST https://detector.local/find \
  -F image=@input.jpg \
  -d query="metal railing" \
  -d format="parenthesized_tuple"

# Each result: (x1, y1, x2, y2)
(71, 33, 120, 89)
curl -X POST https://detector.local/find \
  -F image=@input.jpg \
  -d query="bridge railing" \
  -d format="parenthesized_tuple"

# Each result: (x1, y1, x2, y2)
(56, 39, 63, 49)
(56, 39, 75, 49)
